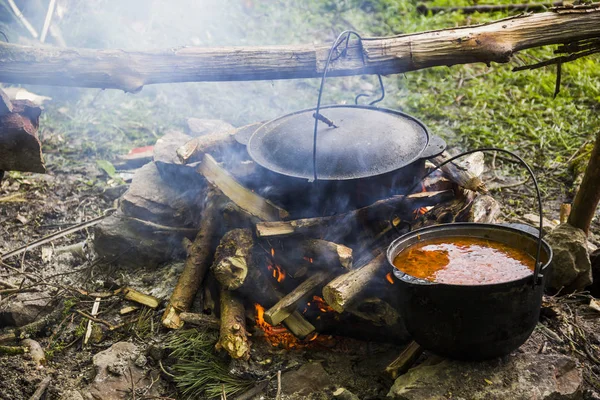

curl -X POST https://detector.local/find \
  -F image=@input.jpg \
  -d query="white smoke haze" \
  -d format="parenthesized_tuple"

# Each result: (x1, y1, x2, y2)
(1, 0, 399, 138)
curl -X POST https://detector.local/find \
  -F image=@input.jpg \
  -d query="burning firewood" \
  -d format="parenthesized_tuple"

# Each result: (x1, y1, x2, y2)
(198, 153, 289, 222)
(255, 190, 453, 239)
(300, 240, 353, 270)
(0, 95, 45, 174)
(211, 228, 255, 290)
(162, 189, 221, 329)
(264, 270, 333, 326)
(207, 224, 316, 338)
(216, 288, 250, 359)
(322, 254, 387, 313)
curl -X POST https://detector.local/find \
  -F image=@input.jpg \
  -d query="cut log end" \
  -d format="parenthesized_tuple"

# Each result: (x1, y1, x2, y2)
(211, 228, 254, 290)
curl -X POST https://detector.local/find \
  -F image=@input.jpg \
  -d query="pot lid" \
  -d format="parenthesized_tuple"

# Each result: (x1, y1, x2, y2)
(247, 105, 430, 181)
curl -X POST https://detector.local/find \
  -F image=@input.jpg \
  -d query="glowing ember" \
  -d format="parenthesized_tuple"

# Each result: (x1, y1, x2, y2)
(254, 304, 330, 349)
(271, 248, 275, 257)
(312, 295, 335, 313)
(267, 264, 286, 283)
(385, 272, 395, 285)
(303, 256, 314, 263)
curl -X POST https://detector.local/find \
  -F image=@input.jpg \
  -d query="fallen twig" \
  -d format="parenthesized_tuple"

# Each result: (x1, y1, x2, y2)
(29, 376, 51, 400)
(276, 371, 282, 400)
(0, 344, 28, 355)
(1, 209, 116, 261)
(82, 297, 101, 345)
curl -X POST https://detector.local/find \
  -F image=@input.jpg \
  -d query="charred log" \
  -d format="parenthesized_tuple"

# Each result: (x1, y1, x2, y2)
(430, 151, 486, 193)
(255, 190, 453, 239)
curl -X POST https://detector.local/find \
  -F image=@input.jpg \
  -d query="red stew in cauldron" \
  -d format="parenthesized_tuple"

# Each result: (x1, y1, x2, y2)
(392, 236, 535, 285)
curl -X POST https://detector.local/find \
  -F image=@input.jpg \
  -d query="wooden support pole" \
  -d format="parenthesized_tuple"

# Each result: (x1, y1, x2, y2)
(1, 6, 599, 90)
(568, 131, 600, 235)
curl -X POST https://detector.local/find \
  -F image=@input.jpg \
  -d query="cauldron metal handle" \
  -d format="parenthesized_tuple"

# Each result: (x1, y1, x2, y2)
(312, 30, 386, 182)
(400, 148, 545, 287)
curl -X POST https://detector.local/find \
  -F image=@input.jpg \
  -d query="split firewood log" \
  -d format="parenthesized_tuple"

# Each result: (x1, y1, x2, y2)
(0, 96, 45, 174)
(162, 189, 221, 329)
(216, 288, 250, 359)
(198, 153, 289, 222)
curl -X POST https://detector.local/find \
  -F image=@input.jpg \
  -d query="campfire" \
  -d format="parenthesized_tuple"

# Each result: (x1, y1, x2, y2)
(92, 110, 500, 362)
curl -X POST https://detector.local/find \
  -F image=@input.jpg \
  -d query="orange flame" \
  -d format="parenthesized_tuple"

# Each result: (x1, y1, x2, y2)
(267, 264, 286, 283)
(254, 304, 324, 349)
(312, 295, 335, 313)
(386, 272, 395, 285)
(271, 248, 275, 257)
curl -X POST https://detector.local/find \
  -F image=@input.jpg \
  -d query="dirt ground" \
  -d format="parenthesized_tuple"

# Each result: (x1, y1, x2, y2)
(1, 135, 600, 399)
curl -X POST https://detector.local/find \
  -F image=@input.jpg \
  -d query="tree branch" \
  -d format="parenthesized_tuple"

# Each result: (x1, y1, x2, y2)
(0, 6, 599, 91)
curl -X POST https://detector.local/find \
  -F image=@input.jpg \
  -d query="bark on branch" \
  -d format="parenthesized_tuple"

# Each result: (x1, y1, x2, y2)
(1, 6, 599, 91)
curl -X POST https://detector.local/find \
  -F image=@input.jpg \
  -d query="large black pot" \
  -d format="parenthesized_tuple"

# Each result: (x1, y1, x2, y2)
(387, 223, 553, 360)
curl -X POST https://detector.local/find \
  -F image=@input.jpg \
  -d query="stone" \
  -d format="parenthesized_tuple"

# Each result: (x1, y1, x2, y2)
(522, 213, 558, 234)
(60, 390, 85, 400)
(281, 362, 332, 396)
(387, 353, 582, 400)
(85, 342, 159, 400)
(120, 162, 203, 228)
(92, 210, 195, 269)
(187, 118, 234, 137)
(0, 291, 53, 328)
(545, 223, 592, 292)
(153, 130, 205, 187)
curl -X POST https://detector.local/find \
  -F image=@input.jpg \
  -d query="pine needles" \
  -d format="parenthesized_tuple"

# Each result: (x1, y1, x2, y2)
(167, 329, 253, 399)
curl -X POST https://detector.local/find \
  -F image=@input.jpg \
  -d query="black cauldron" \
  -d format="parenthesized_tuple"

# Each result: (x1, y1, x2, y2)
(387, 223, 553, 360)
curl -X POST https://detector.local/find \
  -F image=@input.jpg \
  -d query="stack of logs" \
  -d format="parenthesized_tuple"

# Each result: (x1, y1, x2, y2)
(0, 87, 46, 180)
(155, 122, 500, 360)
